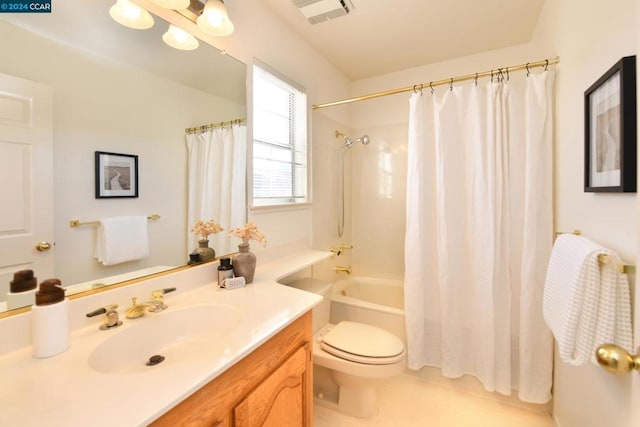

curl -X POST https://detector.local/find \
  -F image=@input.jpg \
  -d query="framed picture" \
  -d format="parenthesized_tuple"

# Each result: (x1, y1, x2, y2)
(584, 56, 637, 192)
(95, 151, 138, 198)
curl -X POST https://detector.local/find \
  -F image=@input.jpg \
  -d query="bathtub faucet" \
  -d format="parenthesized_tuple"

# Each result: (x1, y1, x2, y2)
(330, 244, 353, 256)
(334, 266, 351, 274)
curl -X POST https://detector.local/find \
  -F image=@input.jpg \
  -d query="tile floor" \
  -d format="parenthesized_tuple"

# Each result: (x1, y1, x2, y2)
(313, 373, 552, 427)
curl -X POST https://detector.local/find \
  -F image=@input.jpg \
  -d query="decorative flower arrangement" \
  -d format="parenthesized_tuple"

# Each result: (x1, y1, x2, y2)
(191, 219, 224, 241)
(228, 221, 267, 247)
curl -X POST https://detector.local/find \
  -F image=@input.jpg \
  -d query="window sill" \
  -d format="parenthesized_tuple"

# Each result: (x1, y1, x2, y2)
(250, 202, 312, 214)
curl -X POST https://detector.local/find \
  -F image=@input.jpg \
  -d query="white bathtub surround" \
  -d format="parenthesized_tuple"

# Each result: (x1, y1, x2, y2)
(0, 249, 331, 426)
(404, 71, 555, 403)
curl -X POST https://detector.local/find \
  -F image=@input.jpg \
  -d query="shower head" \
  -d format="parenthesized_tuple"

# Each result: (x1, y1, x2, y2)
(356, 135, 370, 145)
(336, 130, 370, 150)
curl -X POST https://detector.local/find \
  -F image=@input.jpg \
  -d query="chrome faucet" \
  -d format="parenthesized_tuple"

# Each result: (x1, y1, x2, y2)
(86, 304, 123, 330)
(125, 287, 176, 319)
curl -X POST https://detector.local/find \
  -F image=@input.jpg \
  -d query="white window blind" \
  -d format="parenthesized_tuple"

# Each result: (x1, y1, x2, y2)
(252, 64, 308, 207)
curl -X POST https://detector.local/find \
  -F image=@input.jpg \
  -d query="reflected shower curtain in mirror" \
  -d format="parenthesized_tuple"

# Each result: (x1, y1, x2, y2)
(404, 71, 555, 403)
(187, 124, 247, 257)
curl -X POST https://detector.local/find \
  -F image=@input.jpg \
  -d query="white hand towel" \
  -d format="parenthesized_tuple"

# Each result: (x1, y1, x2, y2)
(542, 234, 633, 366)
(95, 216, 149, 266)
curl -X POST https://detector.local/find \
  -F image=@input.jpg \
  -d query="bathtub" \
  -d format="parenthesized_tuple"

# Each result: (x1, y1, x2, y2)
(329, 276, 406, 343)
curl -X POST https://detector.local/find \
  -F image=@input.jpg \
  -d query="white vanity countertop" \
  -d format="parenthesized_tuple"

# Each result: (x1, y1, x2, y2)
(0, 249, 331, 426)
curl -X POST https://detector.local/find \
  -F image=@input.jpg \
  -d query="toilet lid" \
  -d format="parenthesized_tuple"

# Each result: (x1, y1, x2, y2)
(320, 321, 405, 365)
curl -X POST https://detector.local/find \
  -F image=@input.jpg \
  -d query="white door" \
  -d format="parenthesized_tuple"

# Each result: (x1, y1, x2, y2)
(0, 72, 54, 308)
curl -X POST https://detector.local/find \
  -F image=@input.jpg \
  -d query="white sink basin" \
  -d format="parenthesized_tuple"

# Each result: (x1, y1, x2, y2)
(88, 304, 242, 375)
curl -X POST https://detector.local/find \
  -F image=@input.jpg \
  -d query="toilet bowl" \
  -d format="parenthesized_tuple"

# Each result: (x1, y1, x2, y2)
(288, 278, 405, 418)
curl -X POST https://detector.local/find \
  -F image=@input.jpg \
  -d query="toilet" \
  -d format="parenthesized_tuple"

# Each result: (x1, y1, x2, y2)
(289, 278, 405, 418)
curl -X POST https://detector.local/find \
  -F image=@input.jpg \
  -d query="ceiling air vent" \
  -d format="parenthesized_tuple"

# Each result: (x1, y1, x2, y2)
(293, 0, 354, 24)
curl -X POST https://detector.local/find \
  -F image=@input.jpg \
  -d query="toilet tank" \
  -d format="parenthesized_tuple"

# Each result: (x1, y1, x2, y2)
(287, 278, 332, 335)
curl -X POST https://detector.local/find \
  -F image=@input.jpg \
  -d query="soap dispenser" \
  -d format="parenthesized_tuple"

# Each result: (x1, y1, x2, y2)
(6, 269, 37, 310)
(31, 278, 70, 358)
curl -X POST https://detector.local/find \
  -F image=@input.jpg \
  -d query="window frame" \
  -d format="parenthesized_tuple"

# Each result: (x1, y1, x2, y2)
(249, 60, 311, 210)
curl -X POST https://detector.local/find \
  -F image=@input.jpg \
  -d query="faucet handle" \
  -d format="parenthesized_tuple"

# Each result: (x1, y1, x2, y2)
(86, 304, 123, 330)
(152, 287, 176, 301)
(148, 287, 176, 312)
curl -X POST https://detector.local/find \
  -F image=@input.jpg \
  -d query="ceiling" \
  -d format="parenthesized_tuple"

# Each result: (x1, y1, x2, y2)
(261, 0, 546, 80)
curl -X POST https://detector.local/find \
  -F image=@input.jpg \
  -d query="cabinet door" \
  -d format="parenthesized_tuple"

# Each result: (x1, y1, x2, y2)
(234, 345, 308, 427)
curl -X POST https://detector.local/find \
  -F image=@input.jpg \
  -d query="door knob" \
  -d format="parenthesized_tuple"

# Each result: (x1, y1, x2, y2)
(595, 344, 640, 374)
(35, 241, 52, 252)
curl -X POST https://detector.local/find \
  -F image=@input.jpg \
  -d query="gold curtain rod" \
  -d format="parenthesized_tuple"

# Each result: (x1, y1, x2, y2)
(555, 230, 636, 275)
(185, 118, 246, 135)
(313, 57, 560, 110)
(70, 214, 160, 228)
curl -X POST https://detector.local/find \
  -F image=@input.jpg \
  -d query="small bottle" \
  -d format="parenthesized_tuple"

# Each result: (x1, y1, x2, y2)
(217, 257, 234, 287)
(31, 278, 70, 358)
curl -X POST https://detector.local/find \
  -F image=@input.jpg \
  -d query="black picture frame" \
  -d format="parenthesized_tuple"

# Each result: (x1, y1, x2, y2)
(584, 55, 637, 192)
(95, 151, 138, 198)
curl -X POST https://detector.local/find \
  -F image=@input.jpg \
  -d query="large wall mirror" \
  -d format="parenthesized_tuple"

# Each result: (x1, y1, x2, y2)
(0, 0, 247, 314)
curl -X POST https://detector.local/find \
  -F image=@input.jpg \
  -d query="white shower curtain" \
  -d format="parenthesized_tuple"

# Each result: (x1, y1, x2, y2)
(404, 71, 555, 403)
(187, 124, 247, 257)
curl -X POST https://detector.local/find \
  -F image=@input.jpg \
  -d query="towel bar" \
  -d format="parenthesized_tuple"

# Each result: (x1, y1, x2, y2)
(597, 254, 636, 275)
(70, 214, 160, 228)
(554, 229, 636, 275)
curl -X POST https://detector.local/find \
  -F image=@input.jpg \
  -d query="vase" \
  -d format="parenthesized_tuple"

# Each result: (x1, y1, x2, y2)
(191, 239, 216, 263)
(233, 242, 256, 284)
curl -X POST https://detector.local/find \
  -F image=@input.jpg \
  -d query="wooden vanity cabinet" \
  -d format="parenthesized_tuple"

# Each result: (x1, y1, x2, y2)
(151, 311, 313, 427)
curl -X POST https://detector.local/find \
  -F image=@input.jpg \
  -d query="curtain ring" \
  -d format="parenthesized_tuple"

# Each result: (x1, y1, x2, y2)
(506, 67, 509, 81)
(413, 84, 418, 94)
(491, 70, 494, 83)
(544, 59, 549, 71)
(526, 62, 531, 77)
(474, 73, 478, 87)
(430, 82, 434, 94)
(420, 83, 424, 95)
(449, 77, 453, 91)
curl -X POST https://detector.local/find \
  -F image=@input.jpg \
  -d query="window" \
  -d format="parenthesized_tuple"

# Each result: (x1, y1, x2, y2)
(252, 63, 308, 207)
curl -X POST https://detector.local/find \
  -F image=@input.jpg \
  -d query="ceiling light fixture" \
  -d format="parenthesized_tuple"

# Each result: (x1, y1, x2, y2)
(162, 24, 200, 50)
(149, 0, 190, 9)
(109, 0, 155, 30)
(197, 0, 234, 37)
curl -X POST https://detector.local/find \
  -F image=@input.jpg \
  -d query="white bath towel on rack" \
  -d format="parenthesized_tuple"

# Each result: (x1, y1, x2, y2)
(95, 216, 149, 266)
(543, 234, 632, 366)
(542, 234, 633, 366)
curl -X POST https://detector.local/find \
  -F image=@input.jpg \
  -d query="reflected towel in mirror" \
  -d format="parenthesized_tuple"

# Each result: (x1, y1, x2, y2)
(95, 216, 149, 266)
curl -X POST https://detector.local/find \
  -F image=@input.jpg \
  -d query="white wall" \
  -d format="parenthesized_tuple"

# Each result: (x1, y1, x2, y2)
(533, 0, 637, 425)
(0, 20, 245, 285)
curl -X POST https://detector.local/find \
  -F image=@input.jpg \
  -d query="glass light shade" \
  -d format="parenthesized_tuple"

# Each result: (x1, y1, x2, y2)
(149, 0, 190, 9)
(197, 0, 234, 36)
(109, 0, 154, 30)
(162, 25, 199, 50)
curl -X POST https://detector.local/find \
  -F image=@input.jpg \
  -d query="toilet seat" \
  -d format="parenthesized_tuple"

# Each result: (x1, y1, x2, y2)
(320, 321, 405, 365)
